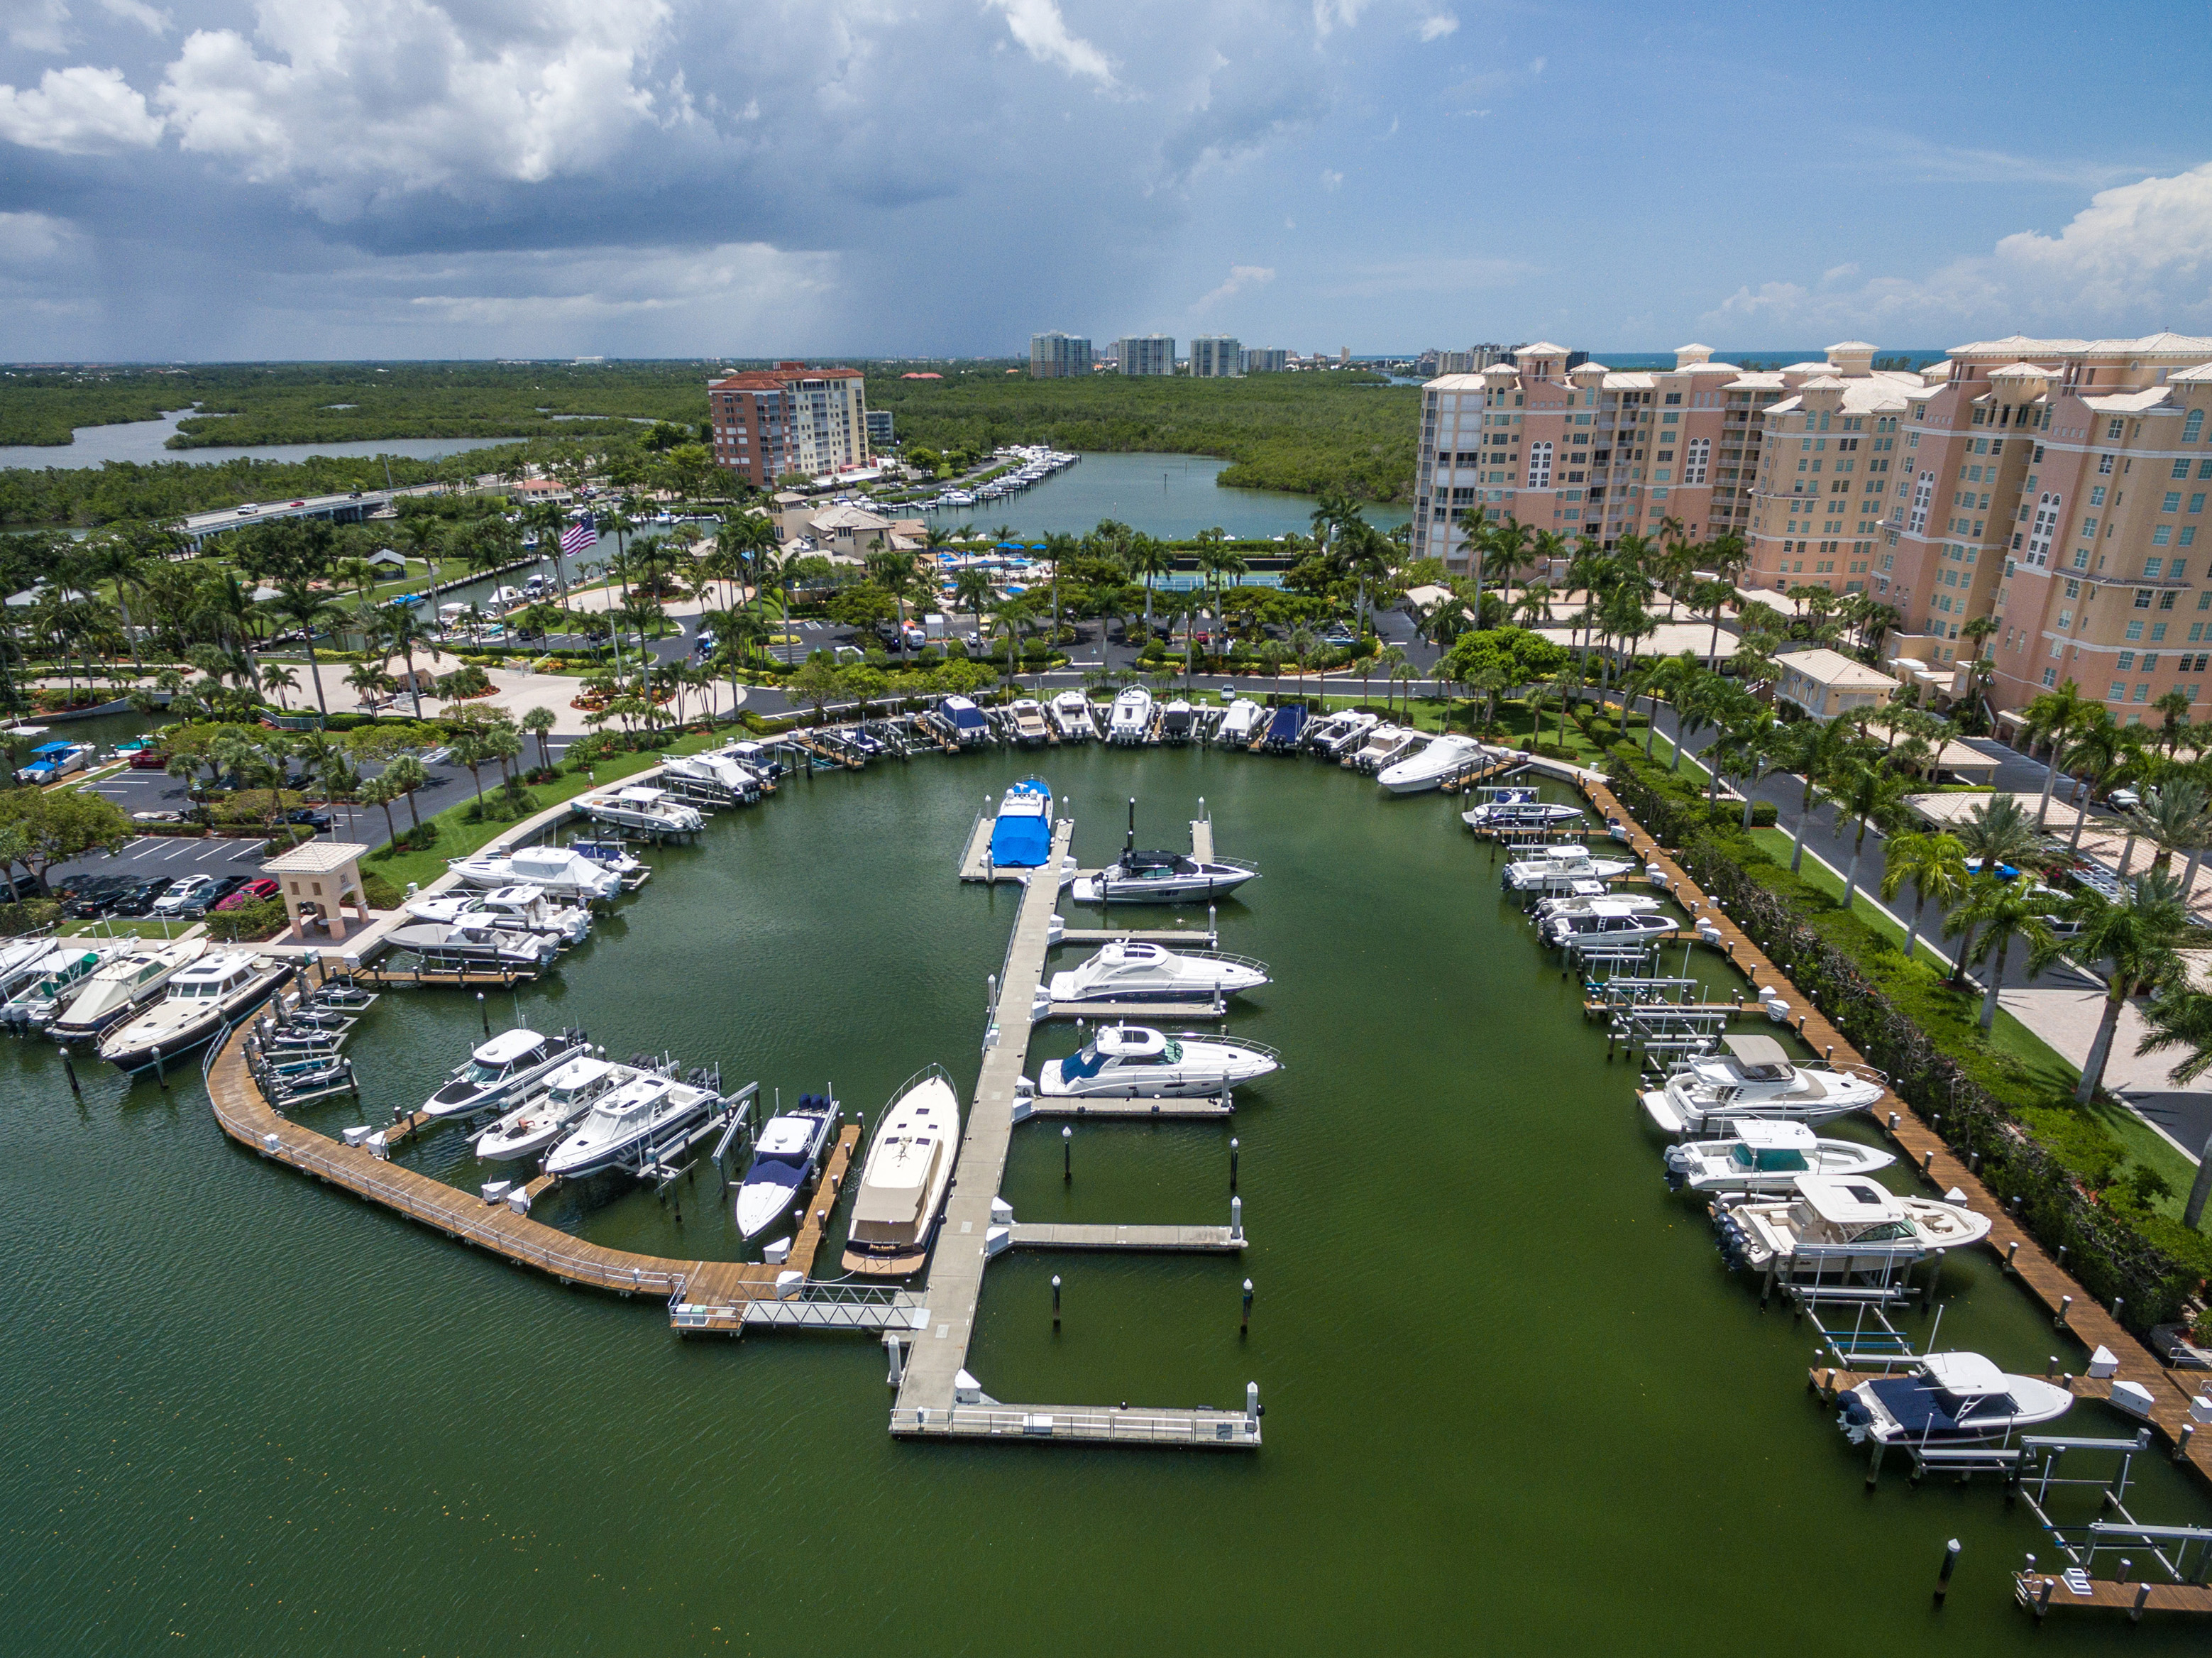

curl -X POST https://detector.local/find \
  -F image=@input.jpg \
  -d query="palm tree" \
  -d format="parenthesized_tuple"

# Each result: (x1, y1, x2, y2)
(1828, 757, 1913, 911)
(1690, 576, 1737, 667)
(2064, 869, 2189, 1103)
(1546, 663, 1581, 747)
(1777, 713, 1857, 874)
(521, 705, 557, 774)
(2057, 713, 2134, 848)
(383, 754, 429, 830)
(259, 662, 299, 708)
(376, 605, 441, 719)
(1879, 830, 1970, 963)
(258, 579, 348, 715)
(2021, 679, 2093, 828)
(1952, 876, 2065, 1031)
(446, 723, 493, 812)
(951, 568, 996, 635)
(358, 773, 404, 850)
(1375, 644, 1409, 717)
(1124, 534, 1172, 625)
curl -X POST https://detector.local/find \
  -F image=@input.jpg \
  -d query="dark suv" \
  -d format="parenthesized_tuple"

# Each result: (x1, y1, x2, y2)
(60, 874, 133, 918)
(108, 877, 175, 916)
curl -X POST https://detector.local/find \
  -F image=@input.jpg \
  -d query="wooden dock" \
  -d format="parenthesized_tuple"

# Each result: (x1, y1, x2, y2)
(1006, 1221, 1243, 1252)
(356, 963, 545, 989)
(2016, 1574, 2212, 1619)
(1040, 999, 1222, 1022)
(1014, 1094, 1233, 1120)
(1056, 926, 1218, 945)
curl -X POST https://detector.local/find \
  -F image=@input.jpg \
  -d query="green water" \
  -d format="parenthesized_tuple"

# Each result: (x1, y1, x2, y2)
(8, 748, 2207, 1654)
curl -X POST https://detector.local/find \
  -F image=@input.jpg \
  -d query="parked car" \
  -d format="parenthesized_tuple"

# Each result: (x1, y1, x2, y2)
(1321, 624, 1358, 647)
(214, 878, 280, 912)
(132, 808, 189, 825)
(283, 807, 334, 830)
(109, 877, 176, 917)
(153, 874, 222, 916)
(61, 875, 133, 918)
(128, 749, 171, 770)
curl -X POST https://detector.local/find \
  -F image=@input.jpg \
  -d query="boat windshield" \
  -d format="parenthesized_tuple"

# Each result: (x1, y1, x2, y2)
(464, 1060, 510, 1085)
(1846, 1219, 1917, 1242)
(1730, 1145, 1810, 1173)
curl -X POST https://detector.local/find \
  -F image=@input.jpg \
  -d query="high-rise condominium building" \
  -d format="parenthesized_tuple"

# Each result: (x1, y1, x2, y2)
(707, 361, 871, 486)
(1189, 336, 1241, 378)
(1436, 345, 1507, 376)
(1414, 343, 1785, 572)
(1117, 336, 1176, 375)
(1030, 331, 1091, 378)
(1244, 348, 1289, 374)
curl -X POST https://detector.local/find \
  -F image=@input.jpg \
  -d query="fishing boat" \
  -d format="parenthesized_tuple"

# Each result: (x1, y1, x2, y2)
(1046, 940, 1269, 1004)
(1072, 845, 1259, 904)
(1048, 691, 1097, 742)
(1312, 710, 1377, 757)
(99, 950, 290, 1071)
(448, 845, 625, 901)
(15, 740, 94, 784)
(1377, 733, 1487, 794)
(1838, 1353, 2074, 1446)
(989, 777, 1054, 869)
(1108, 686, 1154, 745)
(50, 939, 207, 1041)
(1159, 699, 1193, 744)
(937, 696, 991, 747)
(386, 918, 562, 972)
(1217, 698, 1265, 745)
(1639, 1034, 1888, 1133)
(419, 1026, 592, 1121)
(1348, 724, 1422, 773)
(1258, 703, 1306, 752)
(1038, 1024, 1280, 1098)
(1531, 888, 1666, 923)
(840, 1066, 961, 1275)
(719, 740, 784, 783)
(734, 1094, 840, 1239)
(472, 1054, 632, 1163)
(405, 884, 591, 945)
(662, 752, 761, 804)
(1715, 1175, 1994, 1275)
(1463, 786, 1587, 831)
(544, 1067, 726, 1178)
(1009, 699, 1050, 746)
(1502, 844, 1638, 892)
(1663, 1121, 1897, 1196)
(1, 942, 113, 1031)
(572, 785, 703, 836)
(1538, 899, 1679, 951)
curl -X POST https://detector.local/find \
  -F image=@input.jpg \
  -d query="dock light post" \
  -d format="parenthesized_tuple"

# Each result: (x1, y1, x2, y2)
(1051, 1274, 1062, 1329)
(59, 1045, 80, 1099)
(1935, 1539, 1961, 1604)
(1230, 1136, 1240, 1191)
(477, 991, 490, 1038)
(1062, 1124, 1072, 1182)
(1241, 1278, 1253, 1334)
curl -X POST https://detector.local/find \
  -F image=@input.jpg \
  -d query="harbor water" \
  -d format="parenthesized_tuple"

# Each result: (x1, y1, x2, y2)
(5, 747, 2206, 1652)
(918, 451, 1411, 542)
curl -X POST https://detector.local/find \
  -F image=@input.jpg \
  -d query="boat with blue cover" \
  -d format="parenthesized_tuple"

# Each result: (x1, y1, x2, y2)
(989, 778, 1053, 869)
(1259, 704, 1306, 752)
(1839, 1352, 2072, 1445)
(734, 1093, 841, 1238)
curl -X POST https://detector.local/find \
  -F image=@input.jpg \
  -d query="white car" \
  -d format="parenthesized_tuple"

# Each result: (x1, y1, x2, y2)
(153, 874, 221, 915)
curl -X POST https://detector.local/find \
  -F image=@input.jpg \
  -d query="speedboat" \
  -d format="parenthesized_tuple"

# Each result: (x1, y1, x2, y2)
(1312, 710, 1377, 757)
(99, 950, 290, 1071)
(387, 919, 562, 971)
(719, 740, 783, 784)
(1348, 724, 1422, 773)
(573, 786, 703, 836)
(1639, 1035, 1888, 1133)
(1048, 691, 1097, 742)
(0, 943, 111, 1030)
(939, 696, 991, 747)
(1463, 786, 1587, 831)
(1038, 1025, 1280, 1098)
(1532, 889, 1666, 923)
(405, 884, 590, 945)
(50, 939, 206, 1042)
(1303, 711, 1360, 752)
(473, 1054, 633, 1163)
(1539, 899, 1678, 950)
(1047, 940, 1270, 1004)
(1258, 703, 1306, 752)
(1714, 1175, 1992, 1274)
(544, 1068, 725, 1178)
(1838, 1353, 2074, 1446)
(1072, 847, 1259, 904)
(1009, 699, 1050, 746)
(1217, 698, 1265, 744)
(1502, 844, 1637, 892)
(841, 1067, 960, 1275)
(419, 1026, 591, 1121)
(1108, 686, 1154, 745)
(734, 1094, 840, 1239)
(989, 777, 1054, 869)
(1663, 1121, 1897, 1196)
(1378, 734, 1487, 794)
(0, 935, 57, 999)
(663, 752, 761, 804)
(449, 845, 624, 901)
(1160, 699, 1193, 743)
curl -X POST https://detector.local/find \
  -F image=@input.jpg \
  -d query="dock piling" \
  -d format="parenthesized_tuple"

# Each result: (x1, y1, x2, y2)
(1062, 1124, 1072, 1182)
(2057, 1294, 2073, 1329)
(1241, 1278, 1253, 1334)
(153, 1045, 166, 1090)
(1230, 1136, 1240, 1191)
(477, 991, 489, 1038)
(1052, 1273, 1062, 1329)
(60, 1045, 80, 1097)
(1935, 1538, 1960, 1603)
(1230, 1195, 1243, 1241)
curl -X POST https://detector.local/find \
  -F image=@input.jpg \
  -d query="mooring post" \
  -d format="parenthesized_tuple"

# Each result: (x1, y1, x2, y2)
(2057, 1294, 2072, 1329)
(60, 1044, 80, 1098)
(2177, 1422, 2196, 1463)
(2005, 1240, 2020, 1272)
(1229, 1136, 1240, 1191)
(1230, 1195, 1243, 1241)
(1241, 1277, 1253, 1334)
(1062, 1124, 1072, 1182)
(153, 1045, 166, 1090)
(477, 990, 489, 1038)
(1051, 1273, 1062, 1329)
(1935, 1538, 1960, 1604)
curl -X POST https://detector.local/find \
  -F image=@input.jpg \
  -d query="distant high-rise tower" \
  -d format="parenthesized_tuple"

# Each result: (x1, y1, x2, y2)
(1116, 335, 1176, 375)
(1189, 336, 1242, 378)
(1029, 331, 1092, 378)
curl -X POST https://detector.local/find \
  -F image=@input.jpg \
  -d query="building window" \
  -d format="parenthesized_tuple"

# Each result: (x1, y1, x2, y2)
(2111, 681, 2129, 701)
(2167, 491, 2186, 511)
(1683, 437, 1710, 485)
(1908, 471, 1933, 535)
(2042, 667, 2057, 688)
(2119, 652, 2135, 669)
(2186, 409, 2206, 444)
(2154, 526, 2173, 546)
(1526, 441, 1552, 489)
(2134, 683, 2151, 702)
(2128, 620, 2146, 639)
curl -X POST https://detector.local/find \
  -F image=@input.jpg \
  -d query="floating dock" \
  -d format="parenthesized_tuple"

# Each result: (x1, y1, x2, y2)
(1013, 1095, 1233, 1121)
(1004, 1221, 1243, 1252)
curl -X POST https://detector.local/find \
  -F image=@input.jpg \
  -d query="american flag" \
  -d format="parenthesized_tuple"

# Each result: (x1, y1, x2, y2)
(559, 514, 595, 556)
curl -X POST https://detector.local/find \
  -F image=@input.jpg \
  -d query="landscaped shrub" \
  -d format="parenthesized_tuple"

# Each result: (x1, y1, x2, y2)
(0, 899, 61, 935)
(205, 898, 286, 941)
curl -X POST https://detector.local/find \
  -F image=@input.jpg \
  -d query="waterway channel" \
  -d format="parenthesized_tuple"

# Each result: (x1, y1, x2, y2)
(5, 748, 2204, 1652)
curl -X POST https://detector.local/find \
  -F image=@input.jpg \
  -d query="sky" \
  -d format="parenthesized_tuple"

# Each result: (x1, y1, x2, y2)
(0, 0, 2208, 362)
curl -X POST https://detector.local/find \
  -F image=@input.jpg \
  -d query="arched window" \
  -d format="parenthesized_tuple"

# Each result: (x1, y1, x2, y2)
(1683, 437, 1710, 485)
(2025, 491, 2061, 569)
(1526, 441, 1553, 489)
(1908, 471, 1935, 536)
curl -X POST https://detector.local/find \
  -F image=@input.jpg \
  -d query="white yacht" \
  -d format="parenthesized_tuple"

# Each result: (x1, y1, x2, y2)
(1502, 844, 1637, 892)
(472, 1054, 632, 1163)
(1838, 1353, 2074, 1446)
(1037, 1025, 1280, 1098)
(449, 845, 625, 902)
(734, 1093, 841, 1239)
(50, 939, 207, 1042)
(544, 1069, 725, 1178)
(1532, 887, 1666, 922)
(1072, 846, 1260, 904)
(0, 935, 60, 999)
(0, 943, 111, 1030)
(1348, 724, 1423, 773)
(1715, 1175, 1993, 1274)
(1047, 941, 1270, 1005)
(1663, 1121, 1898, 1197)
(1639, 1035, 1887, 1133)
(1009, 699, 1050, 746)
(1462, 786, 1588, 831)
(989, 777, 1054, 869)
(1048, 690, 1097, 742)
(1216, 698, 1265, 745)
(841, 1067, 961, 1275)
(99, 951, 289, 1071)
(1312, 710, 1377, 757)
(387, 918, 562, 971)
(405, 884, 592, 945)
(1377, 734, 1489, 794)
(1108, 685, 1154, 745)
(663, 752, 761, 803)
(418, 1026, 592, 1121)
(1539, 899, 1679, 950)
(572, 785, 703, 836)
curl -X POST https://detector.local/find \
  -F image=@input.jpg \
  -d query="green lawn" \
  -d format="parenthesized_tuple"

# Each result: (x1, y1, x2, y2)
(62, 916, 204, 940)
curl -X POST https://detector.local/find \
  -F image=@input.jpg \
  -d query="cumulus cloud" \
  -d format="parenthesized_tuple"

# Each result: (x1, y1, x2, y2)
(0, 63, 163, 152)
(984, 0, 1112, 84)
(1702, 160, 2212, 337)
(1416, 11, 1456, 40)
(1319, 168, 1341, 190)
(1192, 262, 1273, 310)
(396, 240, 837, 336)
(4, 0, 72, 51)
(0, 208, 81, 262)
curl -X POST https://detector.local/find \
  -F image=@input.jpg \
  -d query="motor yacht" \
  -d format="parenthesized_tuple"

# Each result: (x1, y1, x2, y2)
(573, 785, 703, 836)
(841, 1067, 960, 1275)
(1531, 889, 1666, 923)
(1047, 940, 1268, 1005)
(1838, 1352, 2074, 1446)
(1539, 899, 1679, 950)
(449, 845, 625, 902)
(99, 950, 290, 1071)
(387, 918, 562, 972)
(1048, 691, 1097, 742)
(405, 884, 591, 945)
(1302, 711, 1359, 753)
(50, 939, 207, 1042)
(1039, 1024, 1280, 1098)
(734, 1094, 840, 1239)
(719, 740, 784, 783)
(989, 777, 1054, 869)
(1072, 846, 1259, 904)
(1160, 700, 1193, 744)
(0, 943, 110, 1031)
(1639, 1035, 1887, 1133)
(419, 1026, 591, 1121)
(545, 1067, 725, 1178)
(1502, 844, 1637, 893)
(1216, 698, 1265, 745)
(472, 1054, 633, 1163)
(1377, 734, 1487, 794)
(1312, 711, 1377, 757)
(1663, 1121, 1897, 1196)
(1348, 725, 1422, 773)
(0, 935, 58, 998)
(564, 837, 650, 885)
(1714, 1175, 1992, 1274)
(1462, 786, 1588, 831)
(1108, 686, 1154, 745)
(938, 696, 991, 747)
(663, 752, 761, 804)
(1009, 699, 1050, 746)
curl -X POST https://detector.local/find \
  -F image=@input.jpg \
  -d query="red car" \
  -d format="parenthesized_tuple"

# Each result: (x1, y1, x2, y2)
(214, 877, 280, 911)
(128, 750, 170, 769)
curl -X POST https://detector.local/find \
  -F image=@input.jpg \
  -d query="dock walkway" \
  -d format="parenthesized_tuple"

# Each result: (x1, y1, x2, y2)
(1006, 1221, 1242, 1252)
